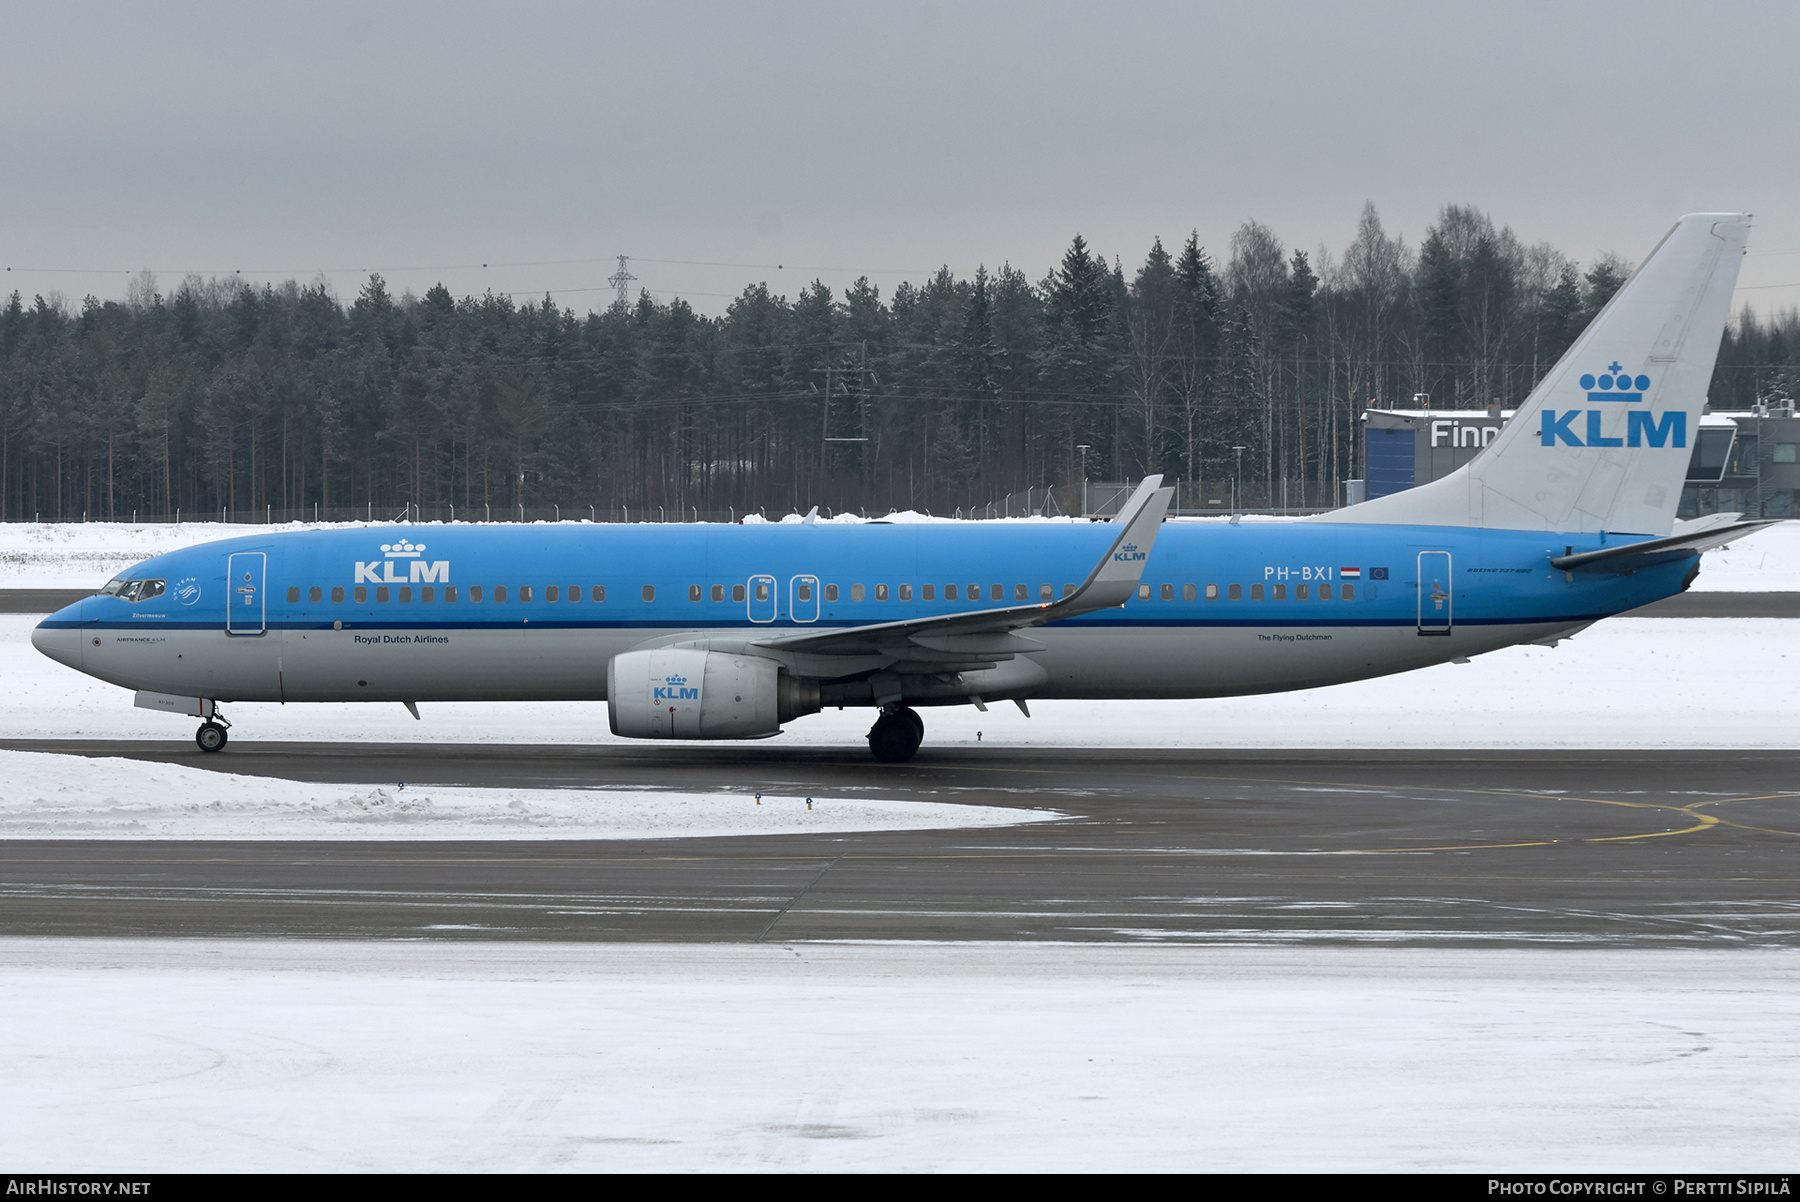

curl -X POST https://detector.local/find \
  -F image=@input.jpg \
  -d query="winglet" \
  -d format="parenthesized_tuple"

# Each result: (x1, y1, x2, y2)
(1060, 474, 1172, 613)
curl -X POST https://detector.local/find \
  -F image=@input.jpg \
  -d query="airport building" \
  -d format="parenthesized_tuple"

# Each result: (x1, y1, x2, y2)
(1362, 404, 1800, 518)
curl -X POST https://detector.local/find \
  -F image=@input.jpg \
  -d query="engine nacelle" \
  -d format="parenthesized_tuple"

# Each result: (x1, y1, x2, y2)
(607, 648, 818, 739)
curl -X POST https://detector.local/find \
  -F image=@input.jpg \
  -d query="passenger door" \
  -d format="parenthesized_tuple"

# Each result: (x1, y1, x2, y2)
(1416, 550, 1452, 636)
(226, 551, 266, 636)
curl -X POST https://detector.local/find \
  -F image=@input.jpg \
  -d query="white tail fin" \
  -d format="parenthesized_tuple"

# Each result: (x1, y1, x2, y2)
(1321, 213, 1750, 535)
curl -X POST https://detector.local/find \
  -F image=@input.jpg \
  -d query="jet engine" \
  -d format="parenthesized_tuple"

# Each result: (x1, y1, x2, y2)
(607, 647, 819, 739)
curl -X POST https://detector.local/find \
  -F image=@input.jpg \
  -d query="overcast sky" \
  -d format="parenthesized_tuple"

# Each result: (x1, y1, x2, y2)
(3, 0, 1797, 316)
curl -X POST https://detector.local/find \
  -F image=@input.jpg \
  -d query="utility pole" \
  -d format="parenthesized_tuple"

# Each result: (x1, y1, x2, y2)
(1076, 444, 1091, 517)
(608, 255, 637, 311)
(1233, 445, 1247, 515)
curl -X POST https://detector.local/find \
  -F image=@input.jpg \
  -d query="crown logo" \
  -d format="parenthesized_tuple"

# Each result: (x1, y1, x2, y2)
(1580, 362, 1650, 402)
(664, 674, 688, 686)
(380, 539, 425, 557)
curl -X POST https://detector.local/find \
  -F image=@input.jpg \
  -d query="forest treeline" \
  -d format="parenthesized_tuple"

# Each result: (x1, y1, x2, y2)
(2, 202, 1796, 522)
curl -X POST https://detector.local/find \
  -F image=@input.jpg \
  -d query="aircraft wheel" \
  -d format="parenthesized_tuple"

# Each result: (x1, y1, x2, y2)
(196, 722, 228, 753)
(898, 706, 924, 741)
(868, 711, 923, 763)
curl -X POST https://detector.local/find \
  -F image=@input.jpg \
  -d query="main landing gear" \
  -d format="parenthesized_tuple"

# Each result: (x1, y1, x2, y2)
(867, 705, 924, 763)
(196, 709, 231, 753)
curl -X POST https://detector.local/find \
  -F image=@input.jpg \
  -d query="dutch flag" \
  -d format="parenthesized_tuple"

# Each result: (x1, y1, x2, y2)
(1340, 567, 1362, 579)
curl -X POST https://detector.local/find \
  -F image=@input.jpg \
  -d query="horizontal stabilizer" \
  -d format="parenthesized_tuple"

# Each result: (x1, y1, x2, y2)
(1549, 519, 1776, 574)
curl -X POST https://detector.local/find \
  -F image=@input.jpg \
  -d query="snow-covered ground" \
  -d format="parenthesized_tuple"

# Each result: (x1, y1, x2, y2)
(0, 747, 1053, 840)
(2, 516, 1796, 589)
(3, 939, 1795, 1172)
(3, 613, 1795, 751)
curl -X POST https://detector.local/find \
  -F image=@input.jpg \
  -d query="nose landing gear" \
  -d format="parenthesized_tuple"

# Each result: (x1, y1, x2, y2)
(196, 709, 231, 753)
(867, 705, 924, 763)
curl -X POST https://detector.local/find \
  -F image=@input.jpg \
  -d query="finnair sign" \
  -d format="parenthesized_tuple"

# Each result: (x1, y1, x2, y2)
(354, 539, 450, 584)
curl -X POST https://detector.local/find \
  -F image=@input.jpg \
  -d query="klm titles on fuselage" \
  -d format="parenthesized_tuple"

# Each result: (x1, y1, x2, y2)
(1113, 543, 1146, 563)
(354, 539, 450, 585)
(1541, 361, 1686, 449)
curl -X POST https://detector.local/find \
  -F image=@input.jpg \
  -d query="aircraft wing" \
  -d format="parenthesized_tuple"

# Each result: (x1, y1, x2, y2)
(749, 475, 1173, 664)
(1549, 518, 1777, 575)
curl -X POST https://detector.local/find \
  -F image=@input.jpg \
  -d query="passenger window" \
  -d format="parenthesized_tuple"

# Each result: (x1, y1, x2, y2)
(469, 586, 483, 602)
(568, 586, 581, 602)
(519, 585, 532, 602)
(1229, 583, 1242, 600)
(756, 582, 771, 602)
(376, 586, 389, 603)
(1183, 583, 1197, 601)
(398, 586, 412, 603)
(797, 582, 813, 601)
(1160, 583, 1174, 601)
(310, 586, 322, 603)
(710, 584, 723, 602)
(1014, 584, 1027, 601)
(824, 584, 838, 602)
(422, 587, 435, 603)
(494, 586, 508, 603)
(923, 584, 935, 600)
(945, 584, 958, 600)
(1040, 584, 1053, 601)
(990, 584, 1002, 601)
(689, 585, 702, 602)
(594, 586, 605, 602)
(852, 584, 865, 602)
(641, 585, 654, 602)
(1319, 583, 1332, 600)
(875, 584, 888, 601)
(968, 584, 981, 602)
(546, 586, 559, 602)
(899, 583, 912, 601)
(1272, 583, 1286, 600)
(287, 586, 300, 603)
(1342, 583, 1354, 600)
(355, 586, 368, 604)
(1137, 584, 1151, 600)
(445, 586, 458, 602)
(1206, 584, 1220, 600)
(1063, 584, 1076, 598)
(1251, 583, 1264, 600)
(733, 584, 746, 602)
(332, 586, 346, 603)
(1296, 583, 1309, 600)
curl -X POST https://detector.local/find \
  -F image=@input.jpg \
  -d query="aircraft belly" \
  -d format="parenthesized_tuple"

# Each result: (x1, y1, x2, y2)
(1030, 621, 1573, 699)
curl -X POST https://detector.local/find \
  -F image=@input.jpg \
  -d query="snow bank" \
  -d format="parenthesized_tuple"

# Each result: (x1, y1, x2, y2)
(0, 748, 1054, 840)
(4, 517, 1793, 588)
(2, 939, 1796, 1172)
(2, 614, 1794, 749)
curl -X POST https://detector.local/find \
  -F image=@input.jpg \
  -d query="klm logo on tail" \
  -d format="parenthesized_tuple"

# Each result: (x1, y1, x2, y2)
(1541, 360, 1685, 449)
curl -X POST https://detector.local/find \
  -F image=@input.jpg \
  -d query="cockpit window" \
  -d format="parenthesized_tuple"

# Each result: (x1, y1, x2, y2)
(100, 578, 166, 603)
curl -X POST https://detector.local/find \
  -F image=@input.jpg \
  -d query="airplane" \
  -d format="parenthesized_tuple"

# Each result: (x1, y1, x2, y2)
(31, 213, 1765, 763)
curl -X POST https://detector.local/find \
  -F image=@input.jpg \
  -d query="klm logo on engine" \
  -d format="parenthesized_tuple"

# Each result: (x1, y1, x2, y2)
(354, 539, 450, 585)
(1113, 542, 1146, 563)
(1541, 360, 1684, 448)
(653, 673, 699, 702)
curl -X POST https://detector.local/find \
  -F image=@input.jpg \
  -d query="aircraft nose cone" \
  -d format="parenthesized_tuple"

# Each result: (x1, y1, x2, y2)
(31, 605, 85, 670)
